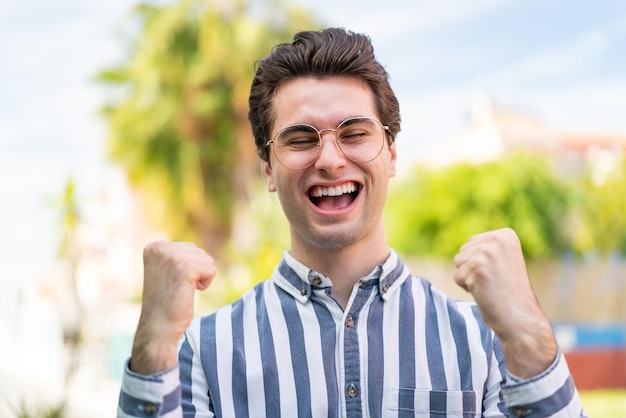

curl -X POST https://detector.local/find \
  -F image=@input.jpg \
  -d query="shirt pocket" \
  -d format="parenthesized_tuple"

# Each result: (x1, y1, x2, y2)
(384, 388, 479, 417)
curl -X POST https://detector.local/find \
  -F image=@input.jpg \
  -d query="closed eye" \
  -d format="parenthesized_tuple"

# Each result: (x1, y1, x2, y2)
(339, 130, 369, 144)
(276, 124, 320, 150)
(287, 137, 319, 149)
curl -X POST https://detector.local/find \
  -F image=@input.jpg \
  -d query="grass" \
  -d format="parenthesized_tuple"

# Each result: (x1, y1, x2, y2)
(13, 402, 66, 418)
(580, 389, 626, 417)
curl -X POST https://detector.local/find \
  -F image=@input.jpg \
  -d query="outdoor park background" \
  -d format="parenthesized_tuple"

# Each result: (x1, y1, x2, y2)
(1, 0, 625, 416)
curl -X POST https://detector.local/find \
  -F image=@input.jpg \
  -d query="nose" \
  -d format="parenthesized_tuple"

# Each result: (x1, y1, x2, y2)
(313, 130, 347, 172)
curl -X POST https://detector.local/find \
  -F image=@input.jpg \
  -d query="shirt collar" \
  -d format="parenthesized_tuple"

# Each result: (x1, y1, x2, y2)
(272, 249, 409, 304)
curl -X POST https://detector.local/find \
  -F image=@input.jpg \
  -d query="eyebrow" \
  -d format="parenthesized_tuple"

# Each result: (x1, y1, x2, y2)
(277, 124, 319, 136)
(339, 117, 376, 128)
(288, 116, 373, 129)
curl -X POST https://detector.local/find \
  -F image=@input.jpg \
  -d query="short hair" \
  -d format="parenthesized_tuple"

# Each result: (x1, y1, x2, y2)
(248, 27, 401, 162)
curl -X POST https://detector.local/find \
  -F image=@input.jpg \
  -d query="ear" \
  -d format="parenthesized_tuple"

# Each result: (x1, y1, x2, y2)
(262, 161, 277, 192)
(388, 141, 398, 178)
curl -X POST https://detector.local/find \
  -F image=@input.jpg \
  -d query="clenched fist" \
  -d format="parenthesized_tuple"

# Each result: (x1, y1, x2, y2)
(453, 228, 557, 378)
(130, 241, 217, 375)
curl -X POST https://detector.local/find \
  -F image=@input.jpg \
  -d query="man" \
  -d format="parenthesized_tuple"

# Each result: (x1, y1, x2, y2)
(118, 28, 586, 417)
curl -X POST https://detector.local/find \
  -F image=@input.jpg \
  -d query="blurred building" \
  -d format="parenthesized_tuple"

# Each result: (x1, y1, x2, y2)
(420, 92, 626, 183)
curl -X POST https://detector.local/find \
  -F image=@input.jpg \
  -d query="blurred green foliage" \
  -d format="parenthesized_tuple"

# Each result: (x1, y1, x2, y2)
(99, 0, 319, 257)
(386, 154, 573, 261)
(569, 156, 626, 256)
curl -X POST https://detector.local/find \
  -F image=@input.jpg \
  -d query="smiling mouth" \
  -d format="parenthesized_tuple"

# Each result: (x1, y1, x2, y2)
(308, 181, 360, 210)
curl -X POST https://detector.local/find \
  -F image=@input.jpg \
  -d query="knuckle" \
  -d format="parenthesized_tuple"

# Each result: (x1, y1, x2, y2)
(146, 239, 168, 251)
(143, 240, 163, 257)
(465, 257, 480, 271)
(143, 240, 175, 262)
(497, 227, 517, 242)
(466, 255, 488, 276)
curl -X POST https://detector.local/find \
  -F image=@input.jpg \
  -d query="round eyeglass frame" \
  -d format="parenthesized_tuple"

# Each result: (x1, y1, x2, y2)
(265, 117, 392, 170)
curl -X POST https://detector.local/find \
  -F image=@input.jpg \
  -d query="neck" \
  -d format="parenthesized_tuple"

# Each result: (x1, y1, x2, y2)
(290, 236, 390, 309)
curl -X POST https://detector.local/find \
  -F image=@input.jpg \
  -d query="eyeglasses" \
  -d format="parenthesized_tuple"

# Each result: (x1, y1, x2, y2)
(265, 117, 391, 170)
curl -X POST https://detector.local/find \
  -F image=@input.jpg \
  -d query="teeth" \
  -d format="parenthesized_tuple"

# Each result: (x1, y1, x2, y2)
(310, 182, 357, 197)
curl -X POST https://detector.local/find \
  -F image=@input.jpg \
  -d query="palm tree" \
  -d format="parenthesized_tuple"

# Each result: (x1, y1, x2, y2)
(99, 0, 318, 257)
(49, 176, 82, 396)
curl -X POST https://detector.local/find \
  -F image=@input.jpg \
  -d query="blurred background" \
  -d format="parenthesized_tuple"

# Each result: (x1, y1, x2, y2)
(1, 0, 625, 416)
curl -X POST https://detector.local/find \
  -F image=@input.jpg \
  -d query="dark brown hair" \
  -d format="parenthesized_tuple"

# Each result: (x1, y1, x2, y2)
(248, 27, 401, 162)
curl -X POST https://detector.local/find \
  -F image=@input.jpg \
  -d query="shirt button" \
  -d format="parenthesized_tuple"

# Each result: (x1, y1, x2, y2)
(345, 316, 355, 329)
(381, 284, 389, 293)
(141, 402, 157, 416)
(347, 384, 359, 398)
(312, 276, 322, 286)
(300, 287, 307, 296)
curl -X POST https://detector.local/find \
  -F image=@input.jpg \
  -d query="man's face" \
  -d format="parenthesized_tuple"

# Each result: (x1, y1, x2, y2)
(263, 76, 397, 254)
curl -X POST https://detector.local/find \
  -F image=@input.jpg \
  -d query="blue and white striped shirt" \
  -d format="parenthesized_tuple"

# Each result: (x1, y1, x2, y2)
(118, 250, 585, 417)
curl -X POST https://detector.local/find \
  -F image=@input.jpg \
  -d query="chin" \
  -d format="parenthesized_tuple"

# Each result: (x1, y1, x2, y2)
(299, 224, 366, 250)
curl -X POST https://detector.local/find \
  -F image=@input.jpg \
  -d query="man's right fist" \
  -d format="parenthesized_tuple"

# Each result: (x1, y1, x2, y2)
(130, 241, 217, 375)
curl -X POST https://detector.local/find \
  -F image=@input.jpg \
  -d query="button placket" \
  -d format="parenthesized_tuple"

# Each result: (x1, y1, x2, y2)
(339, 282, 373, 415)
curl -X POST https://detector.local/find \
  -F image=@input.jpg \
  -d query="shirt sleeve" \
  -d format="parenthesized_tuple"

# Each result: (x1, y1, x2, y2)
(117, 360, 183, 418)
(117, 322, 213, 418)
(501, 351, 588, 417)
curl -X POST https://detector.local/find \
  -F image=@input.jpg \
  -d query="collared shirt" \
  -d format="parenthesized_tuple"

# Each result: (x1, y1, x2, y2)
(118, 250, 586, 417)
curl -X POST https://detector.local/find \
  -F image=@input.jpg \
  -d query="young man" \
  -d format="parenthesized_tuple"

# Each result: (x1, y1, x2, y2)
(118, 28, 586, 417)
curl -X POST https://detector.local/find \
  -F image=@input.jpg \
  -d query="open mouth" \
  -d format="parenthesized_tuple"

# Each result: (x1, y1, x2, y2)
(308, 181, 360, 210)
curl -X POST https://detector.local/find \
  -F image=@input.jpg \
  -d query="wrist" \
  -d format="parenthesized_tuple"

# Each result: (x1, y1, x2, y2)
(130, 324, 180, 375)
(499, 321, 557, 379)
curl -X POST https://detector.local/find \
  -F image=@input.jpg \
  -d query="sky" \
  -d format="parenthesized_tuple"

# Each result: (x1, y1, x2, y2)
(1, 0, 625, 295)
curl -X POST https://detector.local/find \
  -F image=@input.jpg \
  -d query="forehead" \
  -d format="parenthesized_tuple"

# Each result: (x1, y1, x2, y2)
(271, 76, 377, 131)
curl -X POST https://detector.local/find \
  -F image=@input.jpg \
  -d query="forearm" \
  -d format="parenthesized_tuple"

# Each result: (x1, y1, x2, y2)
(499, 317, 557, 379)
